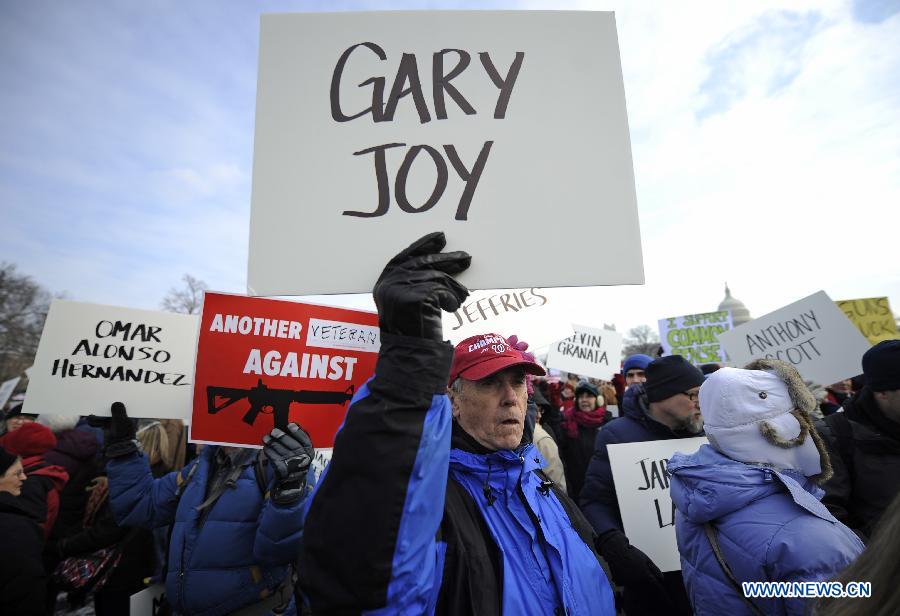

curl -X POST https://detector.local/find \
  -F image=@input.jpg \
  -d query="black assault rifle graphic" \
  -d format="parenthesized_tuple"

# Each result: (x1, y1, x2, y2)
(206, 379, 355, 430)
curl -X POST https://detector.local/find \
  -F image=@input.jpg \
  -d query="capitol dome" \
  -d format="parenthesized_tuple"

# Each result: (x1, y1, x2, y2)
(718, 284, 752, 326)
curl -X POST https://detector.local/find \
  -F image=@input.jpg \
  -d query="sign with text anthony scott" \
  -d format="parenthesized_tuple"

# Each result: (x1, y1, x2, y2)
(608, 437, 708, 572)
(22, 301, 198, 419)
(248, 11, 643, 295)
(190, 293, 379, 448)
(717, 291, 871, 385)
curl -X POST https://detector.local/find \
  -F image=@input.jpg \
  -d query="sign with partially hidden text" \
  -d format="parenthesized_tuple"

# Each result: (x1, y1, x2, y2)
(130, 584, 166, 616)
(836, 297, 898, 345)
(658, 311, 733, 366)
(248, 11, 643, 295)
(191, 293, 379, 448)
(0, 377, 20, 409)
(22, 301, 198, 419)
(545, 325, 624, 380)
(717, 291, 871, 385)
(608, 437, 708, 572)
(443, 287, 572, 349)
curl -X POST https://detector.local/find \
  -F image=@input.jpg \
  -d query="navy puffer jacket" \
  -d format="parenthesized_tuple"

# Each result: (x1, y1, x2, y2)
(108, 445, 306, 616)
(580, 384, 696, 535)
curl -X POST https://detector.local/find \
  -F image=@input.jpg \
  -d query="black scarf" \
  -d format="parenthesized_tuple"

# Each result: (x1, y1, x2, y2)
(844, 387, 900, 443)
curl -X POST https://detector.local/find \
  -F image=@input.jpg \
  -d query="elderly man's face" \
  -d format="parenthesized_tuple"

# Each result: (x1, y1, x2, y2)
(450, 367, 528, 451)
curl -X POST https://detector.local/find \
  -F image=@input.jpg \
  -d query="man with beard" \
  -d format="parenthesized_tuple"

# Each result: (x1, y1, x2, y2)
(579, 355, 705, 616)
(818, 340, 900, 539)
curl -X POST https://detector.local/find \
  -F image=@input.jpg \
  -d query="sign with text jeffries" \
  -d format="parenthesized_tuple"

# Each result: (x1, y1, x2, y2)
(835, 297, 899, 345)
(22, 300, 198, 419)
(443, 287, 572, 349)
(717, 291, 871, 385)
(658, 310, 733, 366)
(190, 292, 379, 448)
(247, 11, 643, 295)
(608, 437, 708, 572)
(545, 325, 624, 380)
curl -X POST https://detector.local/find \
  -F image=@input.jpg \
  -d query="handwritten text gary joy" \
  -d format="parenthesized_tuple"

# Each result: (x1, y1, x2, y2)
(330, 43, 525, 221)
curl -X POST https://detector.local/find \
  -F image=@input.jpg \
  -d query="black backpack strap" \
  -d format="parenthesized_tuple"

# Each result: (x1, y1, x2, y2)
(254, 448, 270, 499)
(829, 412, 856, 479)
(704, 523, 766, 616)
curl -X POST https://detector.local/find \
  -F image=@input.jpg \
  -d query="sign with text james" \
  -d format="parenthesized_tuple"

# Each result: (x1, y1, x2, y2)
(191, 293, 379, 448)
(22, 301, 198, 419)
(836, 297, 898, 345)
(718, 291, 871, 385)
(545, 325, 624, 380)
(248, 11, 643, 295)
(658, 311, 733, 365)
(608, 437, 707, 572)
(443, 287, 572, 349)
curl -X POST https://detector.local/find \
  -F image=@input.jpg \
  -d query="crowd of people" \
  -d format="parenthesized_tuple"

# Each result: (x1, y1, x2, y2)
(1, 232, 899, 615)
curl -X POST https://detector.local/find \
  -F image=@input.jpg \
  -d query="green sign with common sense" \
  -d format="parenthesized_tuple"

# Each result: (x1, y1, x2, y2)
(658, 311, 733, 365)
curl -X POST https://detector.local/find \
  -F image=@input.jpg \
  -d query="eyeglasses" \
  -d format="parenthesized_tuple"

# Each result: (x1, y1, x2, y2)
(681, 391, 700, 402)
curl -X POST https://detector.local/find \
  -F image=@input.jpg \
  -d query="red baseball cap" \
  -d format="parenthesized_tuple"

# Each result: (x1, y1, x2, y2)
(449, 334, 546, 384)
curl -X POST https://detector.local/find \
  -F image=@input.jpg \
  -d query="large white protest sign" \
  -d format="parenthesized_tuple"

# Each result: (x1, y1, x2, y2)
(0, 377, 20, 409)
(130, 584, 166, 616)
(658, 310, 733, 365)
(442, 287, 572, 349)
(545, 325, 624, 380)
(248, 11, 643, 295)
(22, 301, 199, 419)
(717, 291, 871, 385)
(608, 437, 708, 572)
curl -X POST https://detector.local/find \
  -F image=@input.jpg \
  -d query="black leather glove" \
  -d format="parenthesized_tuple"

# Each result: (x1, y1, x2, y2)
(373, 231, 471, 341)
(88, 402, 138, 458)
(598, 530, 666, 589)
(263, 422, 314, 505)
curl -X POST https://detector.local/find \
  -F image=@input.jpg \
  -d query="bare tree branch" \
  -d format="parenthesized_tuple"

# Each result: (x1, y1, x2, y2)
(161, 274, 208, 315)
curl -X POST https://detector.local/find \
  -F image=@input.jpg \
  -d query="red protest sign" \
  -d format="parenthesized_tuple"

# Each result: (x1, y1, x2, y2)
(191, 292, 379, 448)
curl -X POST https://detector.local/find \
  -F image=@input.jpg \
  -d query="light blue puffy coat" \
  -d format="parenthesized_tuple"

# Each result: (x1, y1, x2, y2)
(668, 445, 863, 616)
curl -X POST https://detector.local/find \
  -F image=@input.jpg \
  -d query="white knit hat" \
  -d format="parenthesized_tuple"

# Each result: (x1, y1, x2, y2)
(700, 361, 832, 481)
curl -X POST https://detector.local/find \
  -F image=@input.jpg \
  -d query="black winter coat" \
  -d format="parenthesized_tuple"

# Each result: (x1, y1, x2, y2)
(0, 492, 47, 616)
(44, 428, 99, 539)
(817, 387, 900, 538)
(558, 414, 611, 501)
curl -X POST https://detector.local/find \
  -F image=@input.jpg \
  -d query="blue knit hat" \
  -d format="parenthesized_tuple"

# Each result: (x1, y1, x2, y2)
(622, 354, 653, 375)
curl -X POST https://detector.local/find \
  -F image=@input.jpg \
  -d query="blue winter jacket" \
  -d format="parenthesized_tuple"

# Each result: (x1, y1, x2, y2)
(108, 446, 306, 616)
(298, 334, 615, 615)
(668, 445, 864, 616)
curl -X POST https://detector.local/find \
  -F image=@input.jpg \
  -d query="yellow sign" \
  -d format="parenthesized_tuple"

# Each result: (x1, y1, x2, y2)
(835, 297, 899, 345)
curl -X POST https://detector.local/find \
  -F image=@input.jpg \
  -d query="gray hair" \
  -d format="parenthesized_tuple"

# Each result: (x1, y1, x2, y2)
(449, 377, 464, 395)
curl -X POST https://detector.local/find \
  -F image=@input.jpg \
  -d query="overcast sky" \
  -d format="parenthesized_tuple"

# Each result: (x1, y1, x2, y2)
(2, 0, 898, 337)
